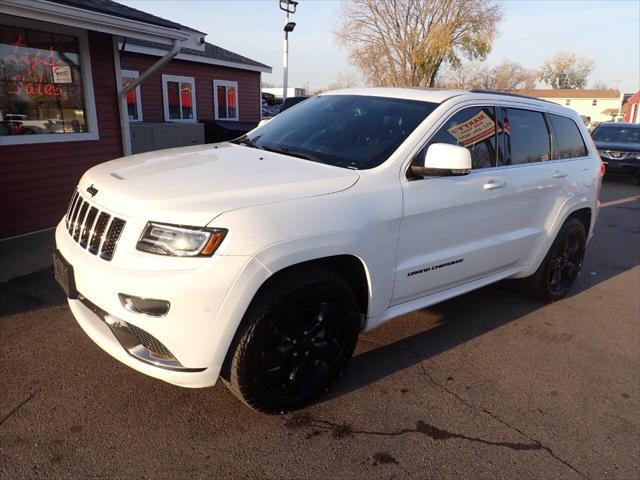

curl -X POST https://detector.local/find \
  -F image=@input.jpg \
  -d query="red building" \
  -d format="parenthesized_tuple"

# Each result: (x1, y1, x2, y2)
(624, 91, 640, 123)
(0, 0, 270, 240)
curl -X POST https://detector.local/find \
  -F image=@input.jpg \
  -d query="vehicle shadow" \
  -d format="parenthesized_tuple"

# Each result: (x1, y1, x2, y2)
(326, 178, 640, 403)
(0, 268, 67, 319)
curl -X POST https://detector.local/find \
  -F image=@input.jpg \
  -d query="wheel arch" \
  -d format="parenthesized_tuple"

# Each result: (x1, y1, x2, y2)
(517, 203, 594, 279)
(567, 207, 592, 237)
(254, 254, 371, 324)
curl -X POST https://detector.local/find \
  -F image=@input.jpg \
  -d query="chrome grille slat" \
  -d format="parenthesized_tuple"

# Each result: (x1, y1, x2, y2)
(73, 202, 89, 241)
(89, 212, 111, 255)
(100, 218, 126, 261)
(63, 189, 126, 262)
(80, 207, 98, 248)
(68, 194, 83, 234)
(97, 215, 114, 256)
(65, 191, 79, 229)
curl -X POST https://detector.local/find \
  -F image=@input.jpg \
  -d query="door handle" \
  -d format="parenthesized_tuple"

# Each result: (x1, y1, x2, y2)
(552, 170, 568, 178)
(483, 180, 506, 190)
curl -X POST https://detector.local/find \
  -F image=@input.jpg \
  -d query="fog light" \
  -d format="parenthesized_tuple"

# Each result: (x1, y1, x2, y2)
(118, 294, 170, 317)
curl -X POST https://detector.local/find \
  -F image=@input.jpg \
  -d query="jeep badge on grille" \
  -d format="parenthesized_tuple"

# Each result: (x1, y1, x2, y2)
(87, 184, 98, 197)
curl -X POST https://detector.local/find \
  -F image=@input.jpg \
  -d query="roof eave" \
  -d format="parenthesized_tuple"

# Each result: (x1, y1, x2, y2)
(121, 42, 272, 73)
(2, 0, 207, 50)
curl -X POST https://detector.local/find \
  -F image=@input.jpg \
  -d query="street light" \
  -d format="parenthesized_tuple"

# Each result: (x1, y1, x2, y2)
(279, 0, 298, 104)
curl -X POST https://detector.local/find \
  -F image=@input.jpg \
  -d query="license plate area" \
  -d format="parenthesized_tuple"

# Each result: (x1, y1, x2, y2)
(53, 250, 78, 299)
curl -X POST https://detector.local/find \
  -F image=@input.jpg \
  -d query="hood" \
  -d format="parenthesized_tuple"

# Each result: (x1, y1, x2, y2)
(594, 141, 640, 152)
(78, 143, 360, 226)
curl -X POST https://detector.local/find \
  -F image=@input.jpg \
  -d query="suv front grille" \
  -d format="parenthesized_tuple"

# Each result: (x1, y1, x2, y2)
(65, 189, 126, 261)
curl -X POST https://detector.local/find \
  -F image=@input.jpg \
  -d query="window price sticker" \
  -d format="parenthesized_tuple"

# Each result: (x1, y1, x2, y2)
(447, 110, 496, 147)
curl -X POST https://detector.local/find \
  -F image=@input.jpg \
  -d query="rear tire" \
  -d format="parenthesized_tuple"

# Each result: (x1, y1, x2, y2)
(221, 266, 360, 413)
(524, 218, 586, 303)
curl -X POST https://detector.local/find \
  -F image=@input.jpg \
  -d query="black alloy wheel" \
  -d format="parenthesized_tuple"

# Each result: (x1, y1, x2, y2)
(548, 230, 583, 295)
(222, 266, 360, 413)
(525, 217, 586, 302)
(259, 288, 350, 395)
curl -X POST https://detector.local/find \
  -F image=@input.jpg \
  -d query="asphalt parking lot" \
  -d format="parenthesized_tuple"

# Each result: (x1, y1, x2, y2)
(1, 177, 638, 480)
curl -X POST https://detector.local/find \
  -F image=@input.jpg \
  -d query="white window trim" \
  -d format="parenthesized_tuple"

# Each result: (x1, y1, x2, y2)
(121, 70, 143, 122)
(161, 74, 197, 123)
(213, 80, 239, 121)
(0, 17, 99, 146)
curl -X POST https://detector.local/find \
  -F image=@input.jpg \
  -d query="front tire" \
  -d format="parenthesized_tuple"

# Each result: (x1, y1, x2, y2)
(525, 218, 586, 303)
(221, 266, 360, 413)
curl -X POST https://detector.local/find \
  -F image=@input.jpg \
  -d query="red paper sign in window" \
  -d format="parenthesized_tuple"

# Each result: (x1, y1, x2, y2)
(181, 86, 192, 108)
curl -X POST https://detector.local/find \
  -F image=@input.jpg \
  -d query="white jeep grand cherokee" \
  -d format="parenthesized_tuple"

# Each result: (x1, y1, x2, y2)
(54, 88, 603, 412)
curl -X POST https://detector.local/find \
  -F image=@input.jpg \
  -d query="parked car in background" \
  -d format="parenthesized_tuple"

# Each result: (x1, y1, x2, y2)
(591, 122, 640, 183)
(54, 88, 602, 413)
(280, 95, 309, 112)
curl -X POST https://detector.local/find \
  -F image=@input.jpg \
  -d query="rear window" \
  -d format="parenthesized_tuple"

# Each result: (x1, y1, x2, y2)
(549, 114, 587, 159)
(504, 108, 551, 164)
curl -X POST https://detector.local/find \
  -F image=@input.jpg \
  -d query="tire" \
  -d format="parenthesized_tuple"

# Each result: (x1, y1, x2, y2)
(524, 217, 586, 303)
(221, 266, 360, 413)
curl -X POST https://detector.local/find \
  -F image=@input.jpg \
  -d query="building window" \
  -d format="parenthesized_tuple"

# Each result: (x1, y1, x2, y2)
(213, 80, 238, 120)
(162, 74, 196, 122)
(121, 70, 142, 122)
(565, 99, 571, 106)
(0, 22, 98, 145)
(592, 99, 597, 106)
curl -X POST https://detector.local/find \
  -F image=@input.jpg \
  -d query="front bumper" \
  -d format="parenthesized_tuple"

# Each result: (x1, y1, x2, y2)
(55, 220, 269, 388)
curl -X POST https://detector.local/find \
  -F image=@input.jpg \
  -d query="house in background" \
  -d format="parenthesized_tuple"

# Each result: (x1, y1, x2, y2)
(624, 91, 640, 124)
(517, 89, 622, 124)
(0, 0, 270, 241)
(119, 38, 270, 153)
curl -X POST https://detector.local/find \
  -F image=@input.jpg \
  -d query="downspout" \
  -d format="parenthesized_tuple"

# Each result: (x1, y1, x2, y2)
(114, 38, 182, 156)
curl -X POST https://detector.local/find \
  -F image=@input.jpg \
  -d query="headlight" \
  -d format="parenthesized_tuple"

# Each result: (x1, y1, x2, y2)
(137, 222, 227, 257)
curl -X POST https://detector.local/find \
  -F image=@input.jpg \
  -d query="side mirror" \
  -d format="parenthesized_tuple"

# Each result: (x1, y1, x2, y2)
(411, 143, 472, 177)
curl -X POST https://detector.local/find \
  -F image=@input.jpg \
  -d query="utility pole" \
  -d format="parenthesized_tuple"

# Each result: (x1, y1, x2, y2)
(280, 0, 298, 105)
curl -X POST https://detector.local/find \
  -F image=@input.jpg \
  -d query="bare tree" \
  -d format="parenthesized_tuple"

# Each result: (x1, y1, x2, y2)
(590, 81, 609, 90)
(440, 60, 537, 91)
(439, 62, 484, 89)
(328, 71, 360, 90)
(539, 52, 595, 89)
(490, 60, 537, 90)
(336, 0, 502, 88)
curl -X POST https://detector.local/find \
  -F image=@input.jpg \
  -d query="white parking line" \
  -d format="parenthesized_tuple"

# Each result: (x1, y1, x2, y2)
(601, 195, 640, 208)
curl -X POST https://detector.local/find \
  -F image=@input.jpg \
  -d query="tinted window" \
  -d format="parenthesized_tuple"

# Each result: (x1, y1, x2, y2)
(549, 114, 587, 158)
(424, 106, 499, 169)
(243, 95, 438, 169)
(591, 125, 640, 144)
(504, 109, 551, 164)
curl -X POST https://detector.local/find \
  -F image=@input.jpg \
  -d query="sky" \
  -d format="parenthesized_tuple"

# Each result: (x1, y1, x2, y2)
(120, 0, 640, 93)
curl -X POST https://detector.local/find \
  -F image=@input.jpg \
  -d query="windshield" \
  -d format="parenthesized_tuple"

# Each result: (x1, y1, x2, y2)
(592, 125, 640, 144)
(242, 95, 438, 169)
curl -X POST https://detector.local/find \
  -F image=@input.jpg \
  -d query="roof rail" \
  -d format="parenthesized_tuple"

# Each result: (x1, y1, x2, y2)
(469, 89, 556, 105)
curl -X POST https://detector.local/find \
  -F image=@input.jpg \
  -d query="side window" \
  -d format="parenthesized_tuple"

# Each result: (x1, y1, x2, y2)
(548, 114, 587, 159)
(503, 108, 551, 165)
(422, 106, 499, 169)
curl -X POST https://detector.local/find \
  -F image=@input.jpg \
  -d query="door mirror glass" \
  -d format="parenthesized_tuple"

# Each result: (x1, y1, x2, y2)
(412, 143, 472, 177)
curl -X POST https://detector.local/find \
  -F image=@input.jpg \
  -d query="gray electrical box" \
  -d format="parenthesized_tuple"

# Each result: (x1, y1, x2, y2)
(130, 122, 205, 154)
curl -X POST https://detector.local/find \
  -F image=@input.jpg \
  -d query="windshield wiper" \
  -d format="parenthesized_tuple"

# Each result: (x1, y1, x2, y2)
(231, 136, 262, 150)
(260, 145, 322, 163)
